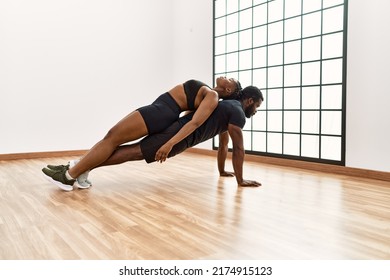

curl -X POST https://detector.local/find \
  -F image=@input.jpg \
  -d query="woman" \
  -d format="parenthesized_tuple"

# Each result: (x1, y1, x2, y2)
(45, 77, 242, 191)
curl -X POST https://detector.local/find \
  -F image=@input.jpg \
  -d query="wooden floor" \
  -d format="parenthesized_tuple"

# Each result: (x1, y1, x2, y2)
(0, 151, 389, 260)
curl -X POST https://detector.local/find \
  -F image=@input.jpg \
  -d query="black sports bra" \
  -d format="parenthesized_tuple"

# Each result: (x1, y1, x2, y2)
(183, 79, 210, 110)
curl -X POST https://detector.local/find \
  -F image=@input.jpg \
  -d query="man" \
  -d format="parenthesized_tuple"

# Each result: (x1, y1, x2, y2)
(42, 86, 264, 189)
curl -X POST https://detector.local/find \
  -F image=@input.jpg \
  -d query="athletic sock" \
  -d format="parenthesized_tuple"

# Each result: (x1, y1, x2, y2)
(65, 170, 75, 180)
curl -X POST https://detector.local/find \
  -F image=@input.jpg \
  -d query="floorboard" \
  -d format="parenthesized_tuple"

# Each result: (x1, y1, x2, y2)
(0, 152, 389, 259)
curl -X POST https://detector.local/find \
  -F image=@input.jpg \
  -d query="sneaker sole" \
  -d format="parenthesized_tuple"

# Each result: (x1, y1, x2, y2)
(74, 181, 91, 189)
(42, 173, 73, 191)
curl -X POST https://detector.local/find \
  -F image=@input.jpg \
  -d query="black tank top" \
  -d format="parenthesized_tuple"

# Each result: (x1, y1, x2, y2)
(183, 79, 209, 110)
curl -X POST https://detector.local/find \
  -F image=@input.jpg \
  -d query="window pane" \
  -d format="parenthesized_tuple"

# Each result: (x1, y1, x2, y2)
(268, 89, 283, 109)
(239, 50, 252, 70)
(303, 11, 322, 37)
(226, 52, 238, 72)
(268, 111, 283, 131)
(215, 0, 226, 18)
(301, 135, 319, 158)
(322, 59, 343, 84)
(302, 62, 320, 85)
(227, 13, 239, 33)
(322, 85, 342, 109)
(261, 90, 268, 110)
(303, 0, 322, 13)
(321, 111, 342, 135)
(268, 66, 283, 88)
(253, 47, 267, 68)
(321, 136, 341, 161)
(229, 72, 239, 81)
(268, 43, 283, 66)
(215, 55, 226, 73)
(267, 133, 283, 153)
(240, 0, 252, 10)
(284, 17, 301, 41)
(302, 111, 319, 134)
(253, 0, 269, 5)
(253, 4, 267, 27)
(284, 111, 301, 133)
(253, 25, 267, 47)
(239, 29, 252, 50)
(284, 87, 301, 109)
(253, 132, 266, 152)
(226, 32, 238, 52)
(284, 64, 301, 87)
(243, 131, 252, 150)
(253, 110, 266, 130)
(268, 21, 283, 44)
(284, 40, 301, 64)
(285, 0, 302, 18)
(240, 8, 253, 30)
(302, 86, 320, 109)
(215, 17, 226, 36)
(323, 32, 343, 59)
(268, 0, 283, 22)
(323, 0, 344, 8)
(302, 36, 321, 61)
(253, 68, 267, 88)
(284, 133, 300, 156)
(243, 119, 252, 131)
(323, 6, 344, 33)
(239, 70, 252, 87)
(227, 0, 239, 14)
(215, 36, 226, 55)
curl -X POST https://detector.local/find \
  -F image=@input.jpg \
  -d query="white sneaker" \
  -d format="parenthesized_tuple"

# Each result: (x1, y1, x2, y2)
(69, 159, 92, 189)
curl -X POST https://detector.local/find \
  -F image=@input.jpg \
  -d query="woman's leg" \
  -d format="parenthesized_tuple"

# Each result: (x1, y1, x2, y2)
(96, 143, 144, 167)
(68, 110, 148, 178)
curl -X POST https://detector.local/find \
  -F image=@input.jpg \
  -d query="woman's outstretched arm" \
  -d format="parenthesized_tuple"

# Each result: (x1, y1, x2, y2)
(154, 87, 219, 162)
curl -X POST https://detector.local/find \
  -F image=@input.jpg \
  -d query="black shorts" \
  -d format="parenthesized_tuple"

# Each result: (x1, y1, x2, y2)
(137, 92, 181, 134)
(140, 117, 192, 163)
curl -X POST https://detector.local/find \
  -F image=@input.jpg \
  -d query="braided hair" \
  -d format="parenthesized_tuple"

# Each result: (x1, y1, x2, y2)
(223, 80, 243, 100)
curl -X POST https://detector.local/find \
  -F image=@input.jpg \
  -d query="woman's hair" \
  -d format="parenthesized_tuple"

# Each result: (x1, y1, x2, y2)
(237, 86, 264, 102)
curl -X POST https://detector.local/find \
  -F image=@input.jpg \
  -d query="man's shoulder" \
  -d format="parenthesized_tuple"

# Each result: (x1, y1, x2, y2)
(218, 100, 246, 128)
(220, 99, 241, 105)
(218, 100, 244, 114)
(218, 99, 242, 109)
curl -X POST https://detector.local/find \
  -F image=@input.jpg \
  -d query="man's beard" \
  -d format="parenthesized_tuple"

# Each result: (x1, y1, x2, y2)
(244, 103, 256, 118)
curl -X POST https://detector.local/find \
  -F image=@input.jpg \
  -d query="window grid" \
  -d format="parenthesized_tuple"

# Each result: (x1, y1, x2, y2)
(213, 0, 347, 165)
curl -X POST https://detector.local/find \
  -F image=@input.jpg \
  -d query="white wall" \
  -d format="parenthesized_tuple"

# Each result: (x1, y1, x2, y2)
(0, 0, 174, 154)
(171, 0, 213, 149)
(346, 0, 390, 172)
(1, 0, 389, 173)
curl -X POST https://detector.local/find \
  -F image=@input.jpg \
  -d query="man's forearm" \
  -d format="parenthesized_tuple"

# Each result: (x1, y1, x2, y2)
(217, 145, 228, 173)
(232, 146, 245, 184)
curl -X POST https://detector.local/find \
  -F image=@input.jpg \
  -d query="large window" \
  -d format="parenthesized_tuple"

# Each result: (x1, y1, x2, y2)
(213, 0, 348, 165)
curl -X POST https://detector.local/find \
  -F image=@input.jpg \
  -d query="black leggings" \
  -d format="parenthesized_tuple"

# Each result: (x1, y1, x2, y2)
(137, 92, 182, 134)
